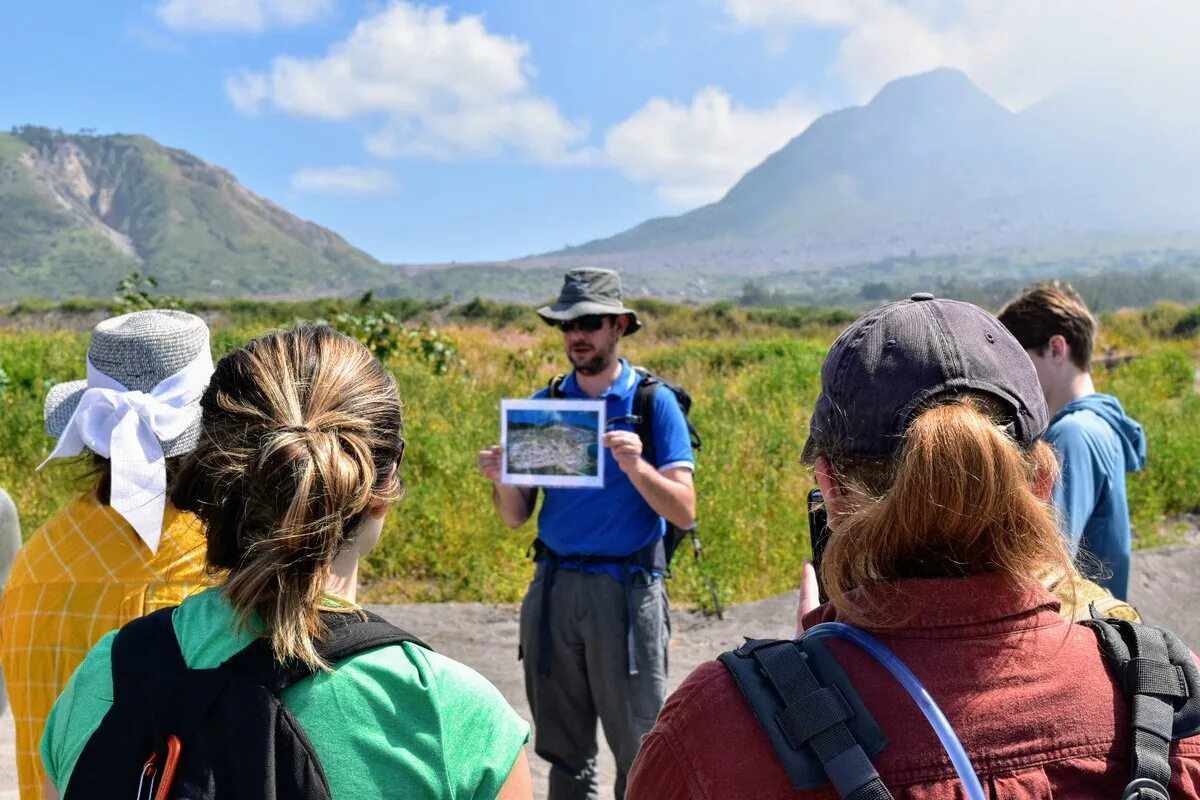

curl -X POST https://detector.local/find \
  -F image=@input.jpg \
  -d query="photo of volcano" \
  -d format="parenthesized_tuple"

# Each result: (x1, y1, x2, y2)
(501, 399, 605, 488)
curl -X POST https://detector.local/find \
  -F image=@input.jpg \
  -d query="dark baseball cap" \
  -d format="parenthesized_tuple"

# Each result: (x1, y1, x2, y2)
(800, 292, 1048, 463)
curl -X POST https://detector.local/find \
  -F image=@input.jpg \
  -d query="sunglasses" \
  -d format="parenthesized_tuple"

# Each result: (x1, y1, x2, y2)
(557, 315, 611, 333)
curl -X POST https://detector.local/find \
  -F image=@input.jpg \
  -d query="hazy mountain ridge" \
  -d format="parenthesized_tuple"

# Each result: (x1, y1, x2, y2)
(0, 126, 391, 301)
(5, 69, 1200, 306)
(561, 69, 1200, 264)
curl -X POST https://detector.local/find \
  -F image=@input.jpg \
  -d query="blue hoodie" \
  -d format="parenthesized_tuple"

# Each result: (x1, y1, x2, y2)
(1045, 393, 1146, 600)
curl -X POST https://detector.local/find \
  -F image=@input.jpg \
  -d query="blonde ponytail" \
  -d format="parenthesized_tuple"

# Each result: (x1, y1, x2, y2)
(174, 325, 404, 669)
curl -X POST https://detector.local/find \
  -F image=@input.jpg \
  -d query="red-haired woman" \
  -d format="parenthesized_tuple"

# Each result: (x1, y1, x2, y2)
(627, 294, 1200, 799)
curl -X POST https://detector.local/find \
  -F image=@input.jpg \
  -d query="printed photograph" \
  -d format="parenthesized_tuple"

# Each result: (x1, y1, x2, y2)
(501, 399, 606, 488)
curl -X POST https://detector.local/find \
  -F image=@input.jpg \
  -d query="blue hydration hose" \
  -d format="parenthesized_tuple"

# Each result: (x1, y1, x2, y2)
(804, 622, 987, 800)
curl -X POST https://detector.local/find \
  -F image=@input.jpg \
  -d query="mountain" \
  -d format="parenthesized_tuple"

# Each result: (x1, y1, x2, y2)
(0, 126, 392, 301)
(560, 69, 1200, 266)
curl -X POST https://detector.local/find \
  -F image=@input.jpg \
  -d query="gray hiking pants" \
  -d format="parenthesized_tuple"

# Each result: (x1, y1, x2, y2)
(519, 563, 670, 800)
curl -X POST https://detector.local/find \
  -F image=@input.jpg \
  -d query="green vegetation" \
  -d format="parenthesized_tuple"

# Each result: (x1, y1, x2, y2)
(2, 296, 1199, 609)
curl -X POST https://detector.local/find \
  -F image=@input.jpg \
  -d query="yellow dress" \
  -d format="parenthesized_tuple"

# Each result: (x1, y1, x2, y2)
(0, 491, 211, 800)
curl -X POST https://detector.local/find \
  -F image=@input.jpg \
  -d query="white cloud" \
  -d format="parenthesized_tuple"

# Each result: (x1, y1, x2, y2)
(724, 0, 883, 28)
(722, 0, 1200, 110)
(227, 2, 588, 164)
(603, 87, 817, 207)
(290, 166, 398, 195)
(225, 71, 270, 115)
(157, 0, 333, 32)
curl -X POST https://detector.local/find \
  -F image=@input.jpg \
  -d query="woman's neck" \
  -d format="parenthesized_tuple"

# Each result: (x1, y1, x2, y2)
(324, 545, 360, 604)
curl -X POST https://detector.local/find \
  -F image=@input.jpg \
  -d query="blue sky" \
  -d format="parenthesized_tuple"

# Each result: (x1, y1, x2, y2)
(3, 1, 1194, 263)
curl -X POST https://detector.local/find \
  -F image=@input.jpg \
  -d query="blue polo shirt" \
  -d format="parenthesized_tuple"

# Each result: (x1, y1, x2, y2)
(533, 359, 694, 569)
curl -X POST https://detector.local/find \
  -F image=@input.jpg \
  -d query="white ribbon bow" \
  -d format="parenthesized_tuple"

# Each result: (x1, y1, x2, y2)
(39, 352, 214, 553)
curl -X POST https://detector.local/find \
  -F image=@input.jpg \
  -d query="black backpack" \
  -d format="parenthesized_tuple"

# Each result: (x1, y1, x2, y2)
(719, 612, 1200, 799)
(66, 606, 428, 800)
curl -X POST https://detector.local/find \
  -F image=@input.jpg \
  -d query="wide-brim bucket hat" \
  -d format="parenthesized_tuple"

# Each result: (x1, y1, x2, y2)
(537, 267, 642, 335)
(44, 309, 212, 459)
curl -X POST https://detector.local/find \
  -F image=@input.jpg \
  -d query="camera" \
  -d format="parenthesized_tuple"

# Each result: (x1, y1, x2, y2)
(806, 487, 830, 604)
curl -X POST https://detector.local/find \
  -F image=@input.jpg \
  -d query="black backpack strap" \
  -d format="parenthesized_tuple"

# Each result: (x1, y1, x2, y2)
(547, 374, 566, 399)
(631, 368, 661, 465)
(69, 605, 230, 799)
(222, 609, 430, 693)
(1082, 614, 1200, 800)
(318, 609, 430, 662)
(719, 638, 891, 798)
(110, 606, 187, 708)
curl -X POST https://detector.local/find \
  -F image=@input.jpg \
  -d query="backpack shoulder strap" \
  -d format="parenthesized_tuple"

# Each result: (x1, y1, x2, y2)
(222, 610, 430, 693)
(631, 367, 661, 464)
(110, 606, 185, 709)
(718, 638, 891, 799)
(317, 609, 430, 663)
(1081, 615, 1200, 799)
(547, 374, 566, 399)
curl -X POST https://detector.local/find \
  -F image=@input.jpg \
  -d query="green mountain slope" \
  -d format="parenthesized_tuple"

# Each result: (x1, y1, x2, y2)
(0, 126, 392, 301)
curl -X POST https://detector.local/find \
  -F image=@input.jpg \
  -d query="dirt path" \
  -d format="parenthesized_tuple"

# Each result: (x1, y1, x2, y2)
(1, 541, 1196, 799)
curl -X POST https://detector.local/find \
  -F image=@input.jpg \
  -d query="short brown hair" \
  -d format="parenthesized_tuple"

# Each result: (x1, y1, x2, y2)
(997, 281, 1096, 371)
(173, 325, 405, 670)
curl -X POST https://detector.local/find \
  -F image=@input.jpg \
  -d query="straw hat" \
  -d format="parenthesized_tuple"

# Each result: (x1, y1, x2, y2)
(44, 310, 211, 458)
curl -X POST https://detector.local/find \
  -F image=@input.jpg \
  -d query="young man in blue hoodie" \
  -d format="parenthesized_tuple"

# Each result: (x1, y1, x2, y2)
(999, 282, 1146, 599)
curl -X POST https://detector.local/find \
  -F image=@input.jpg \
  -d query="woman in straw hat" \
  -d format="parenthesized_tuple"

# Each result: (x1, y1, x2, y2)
(0, 310, 215, 800)
(41, 324, 532, 799)
(627, 294, 1200, 799)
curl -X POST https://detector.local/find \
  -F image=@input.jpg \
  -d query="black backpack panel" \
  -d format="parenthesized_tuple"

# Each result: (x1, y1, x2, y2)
(65, 606, 428, 800)
(1081, 613, 1200, 800)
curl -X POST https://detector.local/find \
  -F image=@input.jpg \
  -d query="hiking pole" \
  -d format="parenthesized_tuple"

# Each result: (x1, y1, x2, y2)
(686, 526, 724, 620)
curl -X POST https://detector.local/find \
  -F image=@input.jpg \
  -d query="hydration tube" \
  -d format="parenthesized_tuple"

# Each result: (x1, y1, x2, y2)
(804, 622, 987, 800)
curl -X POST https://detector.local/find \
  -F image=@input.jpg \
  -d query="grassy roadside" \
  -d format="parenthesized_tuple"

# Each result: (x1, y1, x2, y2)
(1, 298, 1198, 607)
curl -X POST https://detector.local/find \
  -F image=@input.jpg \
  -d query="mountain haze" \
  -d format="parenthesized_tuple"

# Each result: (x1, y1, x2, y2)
(562, 69, 1200, 265)
(0, 126, 391, 301)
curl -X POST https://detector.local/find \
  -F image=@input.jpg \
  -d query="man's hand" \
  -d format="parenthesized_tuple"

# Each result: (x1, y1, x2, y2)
(603, 430, 644, 474)
(477, 445, 504, 483)
(479, 444, 535, 528)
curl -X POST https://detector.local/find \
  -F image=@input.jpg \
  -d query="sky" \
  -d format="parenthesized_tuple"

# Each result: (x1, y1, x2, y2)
(3, 1, 1198, 264)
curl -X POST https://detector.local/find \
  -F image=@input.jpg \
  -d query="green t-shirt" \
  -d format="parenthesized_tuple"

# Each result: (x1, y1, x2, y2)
(42, 588, 530, 799)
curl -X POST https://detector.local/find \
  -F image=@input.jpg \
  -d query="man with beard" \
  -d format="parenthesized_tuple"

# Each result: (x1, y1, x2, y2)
(478, 268, 696, 800)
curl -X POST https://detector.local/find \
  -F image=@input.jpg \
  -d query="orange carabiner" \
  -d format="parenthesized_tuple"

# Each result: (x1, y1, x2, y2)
(153, 735, 183, 800)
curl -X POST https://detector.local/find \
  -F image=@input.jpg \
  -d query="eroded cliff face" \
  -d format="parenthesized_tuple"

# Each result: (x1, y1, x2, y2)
(17, 142, 140, 259)
(1, 127, 390, 300)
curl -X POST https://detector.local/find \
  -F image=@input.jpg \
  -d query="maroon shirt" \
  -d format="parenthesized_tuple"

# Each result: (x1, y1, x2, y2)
(627, 574, 1200, 799)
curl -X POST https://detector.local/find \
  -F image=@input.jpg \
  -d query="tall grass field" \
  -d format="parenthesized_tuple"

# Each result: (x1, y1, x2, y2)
(2, 298, 1198, 609)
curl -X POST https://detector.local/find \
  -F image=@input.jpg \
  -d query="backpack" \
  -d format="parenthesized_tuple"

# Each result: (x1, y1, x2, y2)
(547, 366, 721, 617)
(719, 612, 1200, 799)
(65, 606, 428, 800)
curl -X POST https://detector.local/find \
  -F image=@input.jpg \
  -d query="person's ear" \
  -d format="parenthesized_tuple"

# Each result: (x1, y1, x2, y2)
(613, 315, 629, 336)
(814, 456, 837, 499)
(1032, 461, 1055, 502)
(1048, 334, 1069, 364)
(814, 456, 845, 522)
